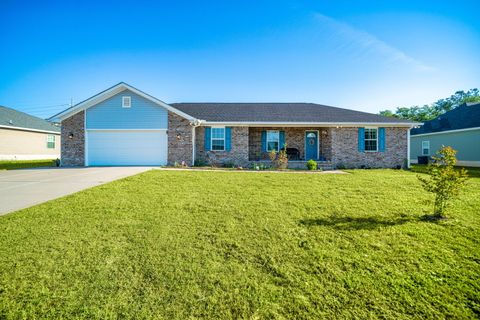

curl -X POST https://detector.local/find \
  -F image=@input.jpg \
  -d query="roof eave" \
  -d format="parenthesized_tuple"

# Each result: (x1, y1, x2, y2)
(0, 124, 60, 134)
(201, 121, 421, 127)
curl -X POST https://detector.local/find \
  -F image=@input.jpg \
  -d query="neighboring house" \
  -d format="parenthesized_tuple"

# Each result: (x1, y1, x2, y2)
(49, 82, 418, 168)
(410, 102, 480, 167)
(0, 106, 61, 160)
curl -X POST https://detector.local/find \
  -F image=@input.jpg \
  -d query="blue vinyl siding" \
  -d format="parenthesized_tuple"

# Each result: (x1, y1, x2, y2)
(86, 89, 168, 129)
(410, 128, 480, 162)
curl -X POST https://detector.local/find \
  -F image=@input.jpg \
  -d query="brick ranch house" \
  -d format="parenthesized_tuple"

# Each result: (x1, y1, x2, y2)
(49, 82, 418, 169)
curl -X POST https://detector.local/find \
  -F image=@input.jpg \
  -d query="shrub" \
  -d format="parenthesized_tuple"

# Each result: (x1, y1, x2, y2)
(276, 148, 289, 170)
(306, 159, 317, 170)
(267, 145, 288, 170)
(336, 163, 346, 170)
(194, 159, 207, 167)
(417, 146, 468, 218)
(250, 162, 270, 170)
(223, 161, 235, 168)
(206, 152, 219, 168)
(268, 149, 277, 163)
(173, 161, 187, 168)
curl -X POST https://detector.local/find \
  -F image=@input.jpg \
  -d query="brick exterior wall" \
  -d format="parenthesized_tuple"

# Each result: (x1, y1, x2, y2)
(61, 111, 85, 166)
(167, 112, 193, 166)
(195, 126, 249, 167)
(248, 127, 330, 161)
(59, 109, 408, 169)
(330, 127, 408, 168)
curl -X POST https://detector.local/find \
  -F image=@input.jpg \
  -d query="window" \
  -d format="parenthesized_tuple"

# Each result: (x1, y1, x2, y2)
(422, 141, 430, 155)
(267, 130, 280, 152)
(364, 128, 378, 152)
(122, 96, 131, 108)
(47, 135, 55, 149)
(211, 127, 225, 151)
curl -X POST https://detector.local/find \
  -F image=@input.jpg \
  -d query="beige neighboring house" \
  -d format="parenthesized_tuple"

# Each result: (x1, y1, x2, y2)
(0, 106, 61, 160)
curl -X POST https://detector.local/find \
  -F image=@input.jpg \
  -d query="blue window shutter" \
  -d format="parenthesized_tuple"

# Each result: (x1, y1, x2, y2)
(261, 131, 267, 152)
(358, 128, 365, 152)
(379, 127, 385, 152)
(225, 127, 232, 151)
(279, 131, 285, 149)
(204, 127, 211, 151)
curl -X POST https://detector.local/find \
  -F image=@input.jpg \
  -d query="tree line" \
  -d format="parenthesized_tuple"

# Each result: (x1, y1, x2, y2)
(379, 88, 480, 122)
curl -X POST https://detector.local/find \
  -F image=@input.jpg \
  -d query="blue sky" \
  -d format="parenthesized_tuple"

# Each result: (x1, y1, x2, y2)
(1, 0, 479, 118)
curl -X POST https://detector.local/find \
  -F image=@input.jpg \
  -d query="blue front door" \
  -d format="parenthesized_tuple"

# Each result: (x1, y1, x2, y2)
(305, 131, 318, 160)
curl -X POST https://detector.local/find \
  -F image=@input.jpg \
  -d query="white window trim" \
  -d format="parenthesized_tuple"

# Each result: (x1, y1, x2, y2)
(266, 130, 280, 152)
(422, 140, 430, 156)
(364, 127, 378, 152)
(122, 96, 131, 108)
(211, 126, 225, 151)
(46, 134, 55, 149)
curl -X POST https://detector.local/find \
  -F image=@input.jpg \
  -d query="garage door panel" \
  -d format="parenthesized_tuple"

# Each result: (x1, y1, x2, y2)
(87, 130, 167, 166)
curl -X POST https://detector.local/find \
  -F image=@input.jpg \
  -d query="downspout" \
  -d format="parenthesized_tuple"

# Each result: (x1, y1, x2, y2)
(407, 126, 411, 169)
(190, 119, 204, 166)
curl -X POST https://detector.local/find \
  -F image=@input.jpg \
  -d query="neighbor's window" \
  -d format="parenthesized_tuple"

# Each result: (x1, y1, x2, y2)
(422, 141, 430, 155)
(47, 135, 55, 149)
(211, 127, 225, 151)
(122, 96, 131, 108)
(364, 128, 378, 152)
(267, 130, 280, 152)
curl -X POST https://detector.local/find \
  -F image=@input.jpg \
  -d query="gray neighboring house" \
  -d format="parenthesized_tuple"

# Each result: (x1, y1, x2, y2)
(50, 82, 418, 168)
(410, 102, 480, 167)
(0, 106, 61, 160)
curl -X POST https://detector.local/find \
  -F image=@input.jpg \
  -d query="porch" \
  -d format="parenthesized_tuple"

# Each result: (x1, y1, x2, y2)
(248, 127, 332, 162)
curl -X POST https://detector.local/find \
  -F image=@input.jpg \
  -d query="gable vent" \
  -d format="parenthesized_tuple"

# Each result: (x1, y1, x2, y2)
(122, 96, 131, 108)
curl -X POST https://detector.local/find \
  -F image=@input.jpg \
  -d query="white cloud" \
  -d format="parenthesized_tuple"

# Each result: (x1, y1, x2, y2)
(314, 13, 434, 72)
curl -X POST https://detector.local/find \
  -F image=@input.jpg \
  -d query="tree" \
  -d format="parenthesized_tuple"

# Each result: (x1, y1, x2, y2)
(417, 146, 468, 219)
(378, 110, 398, 118)
(379, 88, 480, 121)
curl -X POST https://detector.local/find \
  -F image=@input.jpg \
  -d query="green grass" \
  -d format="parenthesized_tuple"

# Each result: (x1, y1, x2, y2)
(0, 159, 57, 170)
(0, 170, 478, 319)
(411, 164, 480, 178)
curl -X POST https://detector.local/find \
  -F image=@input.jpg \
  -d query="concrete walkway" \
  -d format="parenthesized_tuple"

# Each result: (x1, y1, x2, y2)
(0, 167, 153, 216)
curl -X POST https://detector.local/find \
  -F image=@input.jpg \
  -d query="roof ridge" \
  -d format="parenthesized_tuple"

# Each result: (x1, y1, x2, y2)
(0, 105, 48, 120)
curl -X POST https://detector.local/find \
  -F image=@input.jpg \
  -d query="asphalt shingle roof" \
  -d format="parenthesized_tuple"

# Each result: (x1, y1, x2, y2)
(411, 102, 480, 135)
(0, 106, 60, 133)
(171, 103, 414, 123)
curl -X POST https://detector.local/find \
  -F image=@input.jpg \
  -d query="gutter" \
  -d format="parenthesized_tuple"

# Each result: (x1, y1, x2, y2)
(0, 125, 61, 135)
(199, 121, 422, 128)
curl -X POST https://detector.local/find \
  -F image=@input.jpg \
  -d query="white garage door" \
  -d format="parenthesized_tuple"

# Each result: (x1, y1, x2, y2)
(87, 130, 167, 166)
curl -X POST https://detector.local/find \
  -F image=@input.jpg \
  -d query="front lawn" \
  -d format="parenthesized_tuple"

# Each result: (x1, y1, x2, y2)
(0, 159, 57, 170)
(411, 164, 480, 178)
(0, 170, 478, 319)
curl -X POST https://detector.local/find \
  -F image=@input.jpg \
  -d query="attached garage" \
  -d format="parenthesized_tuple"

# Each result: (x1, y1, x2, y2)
(51, 83, 196, 167)
(86, 130, 167, 166)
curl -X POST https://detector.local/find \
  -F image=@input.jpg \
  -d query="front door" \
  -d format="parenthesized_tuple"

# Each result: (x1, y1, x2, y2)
(305, 131, 318, 160)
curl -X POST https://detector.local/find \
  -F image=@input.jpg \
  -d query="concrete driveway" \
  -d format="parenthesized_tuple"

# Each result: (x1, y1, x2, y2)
(0, 167, 153, 215)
